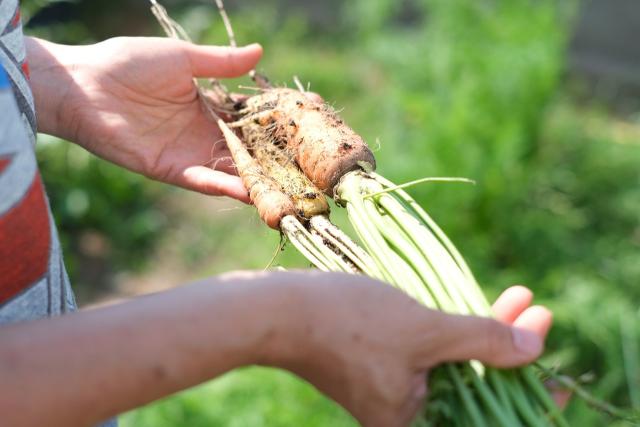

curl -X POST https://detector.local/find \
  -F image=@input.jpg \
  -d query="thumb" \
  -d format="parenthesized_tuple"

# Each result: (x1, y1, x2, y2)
(185, 42, 263, 78)
(426, 313, 544, 368)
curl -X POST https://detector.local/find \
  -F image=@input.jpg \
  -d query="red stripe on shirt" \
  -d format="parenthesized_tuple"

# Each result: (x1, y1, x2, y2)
(20, 62, 30, 80)
(0, 174, 51, 304)
(10, 9, 21, 28)
(0, 157, 10, 174)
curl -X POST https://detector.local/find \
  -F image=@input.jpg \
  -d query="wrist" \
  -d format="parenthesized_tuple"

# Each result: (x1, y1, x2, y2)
(25, 37, 84, 140)
(246, 271, 343, 371)
(198, 271, 306, 369)
(229, 271, 312, 368)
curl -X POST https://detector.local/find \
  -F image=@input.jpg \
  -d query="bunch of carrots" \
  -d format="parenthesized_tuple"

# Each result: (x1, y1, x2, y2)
(220, 88, 568, 425)
(150, 1, 573, 425)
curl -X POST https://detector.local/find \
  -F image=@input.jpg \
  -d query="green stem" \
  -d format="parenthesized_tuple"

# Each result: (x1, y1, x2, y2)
(363, 176, 475, 199)
(281, 216, 345, 272)
(359, 199, 436, 307)
(534, 362, 639, 422)
(345, 197, 400, 284)
(377, 192, 481, 314)
(309, 215, 382, 278)
(361, 199, 442, 309)
(506, 373, 548, 427)
(466, 364, 520, 427)
(448, 364, 488, 427)
(372, 172, 488, 306)
(488, 369, 521, 425)
(520, 367, 569, 427)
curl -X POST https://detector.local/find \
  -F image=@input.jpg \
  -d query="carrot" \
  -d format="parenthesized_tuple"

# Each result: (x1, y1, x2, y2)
(217, 119, 296, 229)
(241, 120, 330, 219)
(236, 88, 376, 195)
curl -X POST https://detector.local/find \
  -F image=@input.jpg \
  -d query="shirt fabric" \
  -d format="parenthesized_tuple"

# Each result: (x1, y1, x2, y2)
(0, 2, 115, 426)
(0, 0, 76, 325)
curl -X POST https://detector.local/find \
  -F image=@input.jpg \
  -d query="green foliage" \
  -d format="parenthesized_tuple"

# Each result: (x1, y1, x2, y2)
(37, 136, 168, 300)
(26, 0, 640, 425)
(122, 367, 356, 427)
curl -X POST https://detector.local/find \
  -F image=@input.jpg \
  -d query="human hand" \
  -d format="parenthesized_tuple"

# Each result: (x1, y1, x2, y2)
(262, 272, 551, 427)
(27, 37, 262, 201)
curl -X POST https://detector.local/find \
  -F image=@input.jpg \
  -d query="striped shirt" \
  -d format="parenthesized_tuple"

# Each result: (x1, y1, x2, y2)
(0, 0, 76, 324)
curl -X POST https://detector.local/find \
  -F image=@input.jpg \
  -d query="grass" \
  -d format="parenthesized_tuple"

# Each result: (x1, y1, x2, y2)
(120, 367, 356, 427)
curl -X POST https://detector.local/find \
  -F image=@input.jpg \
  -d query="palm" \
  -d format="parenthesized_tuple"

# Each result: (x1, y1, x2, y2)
(66, 37, 261, 201)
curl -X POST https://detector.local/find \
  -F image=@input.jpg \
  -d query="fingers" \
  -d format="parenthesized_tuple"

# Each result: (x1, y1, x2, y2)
(551, 389, 572, 410)
(426, 313, 544, 368)
(417, 285, 553, 368)
(185, 43, 263, 78)
(545, 379, 572, 410)
(513, 305, 553, 339)
(492, 285, 533, 324)
(179, 166, 250, 203)
(492, 286, 552, 339)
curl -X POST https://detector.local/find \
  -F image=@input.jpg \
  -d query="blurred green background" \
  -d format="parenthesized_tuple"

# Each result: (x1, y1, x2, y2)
(23, 0, 640, 425)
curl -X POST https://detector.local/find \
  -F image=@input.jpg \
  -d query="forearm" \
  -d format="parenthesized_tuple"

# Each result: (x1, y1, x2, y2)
(25, 37, 81, 139)
(0, 271, 298, 427)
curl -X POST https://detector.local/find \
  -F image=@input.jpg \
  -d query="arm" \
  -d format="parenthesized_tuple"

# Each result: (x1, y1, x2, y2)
(0, 270, 548, 427)
(0, 272, 291, 427)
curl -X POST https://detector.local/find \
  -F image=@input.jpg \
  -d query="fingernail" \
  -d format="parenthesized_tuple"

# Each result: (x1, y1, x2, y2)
(241, 43, 261, 50)
(512, 327, 542, 356)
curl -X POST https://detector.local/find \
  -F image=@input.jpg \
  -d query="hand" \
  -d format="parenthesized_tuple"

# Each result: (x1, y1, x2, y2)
(27, 37, 263, 201)
(263, 272, 551, 427)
